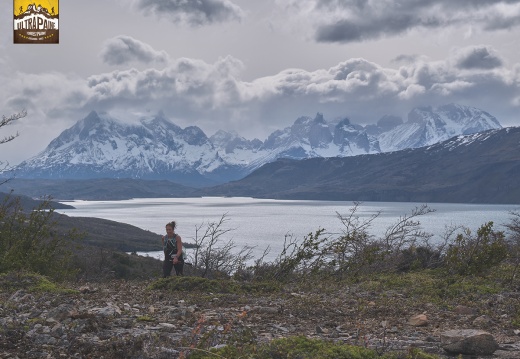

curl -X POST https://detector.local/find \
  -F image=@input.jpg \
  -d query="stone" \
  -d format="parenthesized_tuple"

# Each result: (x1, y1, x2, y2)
(408, 314, 428, 327)
(88, 304, 121, 317)
(316, 326, 329, 334)
(79, 286, 94, 294)
(253, 306, 278, 314)
(472, 315, 493, 328)
(454, 305, 477, 315)
(47, 304, 77, 321)
(441, 329, 499, 355)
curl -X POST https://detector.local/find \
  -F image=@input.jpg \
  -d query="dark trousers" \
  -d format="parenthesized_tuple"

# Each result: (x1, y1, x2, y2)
(163, 259, 184, 277)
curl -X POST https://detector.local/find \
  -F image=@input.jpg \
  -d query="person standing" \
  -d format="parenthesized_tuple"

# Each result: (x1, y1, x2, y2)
(162, 221, 184, 277)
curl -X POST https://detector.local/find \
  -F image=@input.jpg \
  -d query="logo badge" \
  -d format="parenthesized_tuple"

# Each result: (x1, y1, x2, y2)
(14, 1, 59, 44)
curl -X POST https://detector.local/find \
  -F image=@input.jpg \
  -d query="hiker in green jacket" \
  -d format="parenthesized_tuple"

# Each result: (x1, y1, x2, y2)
(162, 221, 185, 277)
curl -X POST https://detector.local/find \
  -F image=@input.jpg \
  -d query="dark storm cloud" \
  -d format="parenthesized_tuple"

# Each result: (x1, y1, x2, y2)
(133, 0, 244, 26)
(305, 0, 520, 43)
(454, 46, 504, 70)
(316, 14, 430, 43)
(100, 36, 169, 66)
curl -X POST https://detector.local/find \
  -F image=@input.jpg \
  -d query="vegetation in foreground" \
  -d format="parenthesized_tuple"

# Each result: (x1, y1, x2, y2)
(2, 181, 520, 357)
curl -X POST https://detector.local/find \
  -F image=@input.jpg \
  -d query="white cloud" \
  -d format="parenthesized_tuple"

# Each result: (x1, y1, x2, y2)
(398, 84, 426, 100)
(100, 35, 170, 66)
(86, 55, 244, 111)
(4, 44, 520, 124)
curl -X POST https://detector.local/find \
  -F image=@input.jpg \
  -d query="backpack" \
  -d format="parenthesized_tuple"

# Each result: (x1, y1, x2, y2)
(164, 234, 186, 260)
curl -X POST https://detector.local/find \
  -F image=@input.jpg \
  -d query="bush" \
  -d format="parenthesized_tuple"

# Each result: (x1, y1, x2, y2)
(246, 203, 436, 281)
(505, 211, 520, 283)
(444, 222, 508, 276)
(396, 246, 442, 272)
(0, 270, 76, 294)
(0, 193, 81, 281)
(190, 213, 254, 279)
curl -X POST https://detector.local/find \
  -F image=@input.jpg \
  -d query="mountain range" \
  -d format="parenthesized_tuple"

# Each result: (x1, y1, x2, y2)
(201, 127, 520, 204)
(11, 103, 502, 187)
(4, 126, 520, 203)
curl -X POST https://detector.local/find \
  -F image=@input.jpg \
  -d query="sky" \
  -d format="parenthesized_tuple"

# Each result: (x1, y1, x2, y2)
(1, 0, 520, 165)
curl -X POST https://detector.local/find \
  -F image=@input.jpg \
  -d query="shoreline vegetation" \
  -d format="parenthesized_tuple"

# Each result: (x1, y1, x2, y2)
(1, 193, 520, 357)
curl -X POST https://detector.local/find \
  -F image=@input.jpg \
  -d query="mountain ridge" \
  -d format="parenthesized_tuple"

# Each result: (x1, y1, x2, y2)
(4, 126, 520, 204)
(199, 127, 520, 204)
(10, 103, 502, 186)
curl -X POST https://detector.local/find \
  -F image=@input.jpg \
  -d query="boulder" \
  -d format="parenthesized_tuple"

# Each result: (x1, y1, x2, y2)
(408, 314, 428, 327)
(441, 329, 498, 355)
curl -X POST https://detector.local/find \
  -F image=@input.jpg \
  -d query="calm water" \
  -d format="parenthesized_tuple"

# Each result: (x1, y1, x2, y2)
(56, 197, 520, 262)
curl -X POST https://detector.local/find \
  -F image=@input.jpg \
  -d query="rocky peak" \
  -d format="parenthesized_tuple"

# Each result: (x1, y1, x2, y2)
(333, 118, 375, 152)
(181, 126, 209, 146)
(377, 115, 403, 131)
(313, 112, 326, 124)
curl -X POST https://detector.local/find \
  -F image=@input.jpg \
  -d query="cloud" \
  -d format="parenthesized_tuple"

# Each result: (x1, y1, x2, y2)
(453, 45, 504, 70)
(276, 0, 520, 43)
(82, 43, 520, 129)
(100, 36, 170, 66)
(86, 55, 245, 111)
(1, 44, 519, 154)
(2, 72, 89, 118)
(132, 0, 244, 26)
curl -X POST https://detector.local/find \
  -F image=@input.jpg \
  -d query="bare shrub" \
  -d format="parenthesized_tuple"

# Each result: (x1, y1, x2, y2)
(190, 213, 254, 278)
(331, 203, 435, 276)
(250, 202, 437, 281)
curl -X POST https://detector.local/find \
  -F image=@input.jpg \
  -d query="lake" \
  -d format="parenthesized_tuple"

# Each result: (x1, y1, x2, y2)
(56, 197, 520, 262)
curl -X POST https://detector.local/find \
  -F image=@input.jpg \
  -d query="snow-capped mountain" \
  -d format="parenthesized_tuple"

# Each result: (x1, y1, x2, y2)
(376, 103, 502, 151)
(12, 103, 502, 185)
(14, 111, 227, 186)
(202, 126, 520, 203)
(262, 113, 380, 159)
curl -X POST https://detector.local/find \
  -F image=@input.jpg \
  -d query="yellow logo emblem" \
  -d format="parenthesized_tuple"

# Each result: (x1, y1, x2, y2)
(14, 1, 59, 44)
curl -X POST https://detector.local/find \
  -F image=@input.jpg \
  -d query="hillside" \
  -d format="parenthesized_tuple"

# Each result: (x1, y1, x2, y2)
(201, 127, 520, 204)
(1, 178, 198, 201)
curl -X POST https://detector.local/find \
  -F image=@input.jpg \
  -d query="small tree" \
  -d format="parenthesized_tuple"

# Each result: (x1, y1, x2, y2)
(0, 194, 81, 280)
(444, 222, 508, 276)
(331, 203, 435, 276)
(258, 202, 436, 280)
(0, 110, 80, 280)
(504, 211, 520, 283)
(267, 229, 329, 280)
(191, 213, 254, 278)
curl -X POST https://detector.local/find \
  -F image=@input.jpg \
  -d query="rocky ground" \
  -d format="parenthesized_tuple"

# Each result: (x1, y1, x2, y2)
(1, 274, 520, 359)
